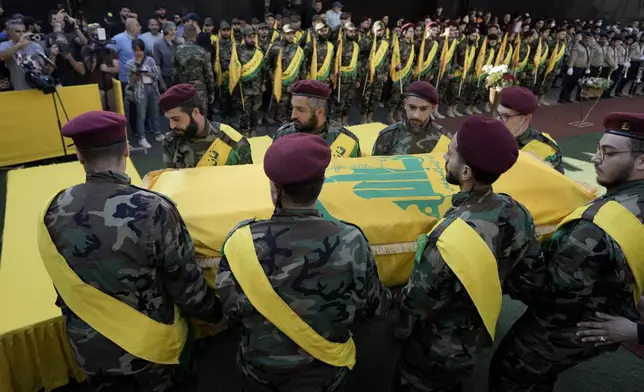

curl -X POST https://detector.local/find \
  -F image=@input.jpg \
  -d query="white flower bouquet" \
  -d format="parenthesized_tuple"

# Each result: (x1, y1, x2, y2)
(579, 77, 613, 99)
(482, 64, 518, 91)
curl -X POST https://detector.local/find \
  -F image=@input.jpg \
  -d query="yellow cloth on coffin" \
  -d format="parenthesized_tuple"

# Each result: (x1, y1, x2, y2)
(38, 199, 189, 365)
(557, 201, 644, 303)
(0, 159, 141, 392)
(224, 226, 357, 369)
(429, 217, 502, 340)
(147, 145, 594, 287)
(521, 132, 558, 161)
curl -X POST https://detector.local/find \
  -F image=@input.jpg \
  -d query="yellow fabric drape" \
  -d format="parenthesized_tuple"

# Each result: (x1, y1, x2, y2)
(309, 38, 319, 80)
(224, 226, 357, 369)
(273, 49, 283, 101)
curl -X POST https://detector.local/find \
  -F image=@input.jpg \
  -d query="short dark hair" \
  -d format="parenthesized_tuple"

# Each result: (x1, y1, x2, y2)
(78, 141, 127, 167)
(132, 38, 146, 52)
(283, 177, 325, 205)
(179, 96, 203, 115)
(630, 138, 644, 158)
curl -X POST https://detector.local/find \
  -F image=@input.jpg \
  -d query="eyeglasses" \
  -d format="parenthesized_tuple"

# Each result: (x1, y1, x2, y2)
(493, 110, 523, 123)
(595, 145, 640, 161)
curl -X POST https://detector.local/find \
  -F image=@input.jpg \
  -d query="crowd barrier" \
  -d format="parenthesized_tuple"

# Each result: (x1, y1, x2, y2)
(0, 80, 124, 168)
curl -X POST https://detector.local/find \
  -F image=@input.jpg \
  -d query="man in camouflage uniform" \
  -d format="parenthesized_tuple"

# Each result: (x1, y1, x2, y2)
(536, 28, 567, 106)
(290, 14, 305, 46)
(214, 21, 235, 122)
(257, 22, 276, 125)
(160, 84, 252, 168)
(267, 24, 306, 124)
(304, 22, 335, 89)
(232, 18, 243, 43)
(331, 23, 361, 124)
(172, 24, 215, 117)
(415, 23, 443, 119)
(516, 30, 537, 90)
(387, 23, 416, 124)
(216, 133, 391, 392)
(273, 80, 362, 158)
(496, 87, 564, 173)
(373, 82, 450, 156)
(489, 112, 644, 392)
(236, 27, 264, 137)
(396, 116, 544, 392)
(42, 111, 222, 391)
(440, 23, 463, 118)
(523, 28, 550, 96)
(360, 21, 391, 123)
(460, 28, 484, 116)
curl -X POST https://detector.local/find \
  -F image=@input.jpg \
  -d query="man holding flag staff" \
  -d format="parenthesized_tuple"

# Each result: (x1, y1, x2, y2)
(460, 28, 484, 116)
(536, 27, 566, 106)
(438, 22, 462, 119)
(414, 22, 442, 118)
(386, 23, 416, 124)
(235, 27, 264, 137)
(360, 21, 391, 123)
(304, 22, 335, 88)
(331, 22, 361, 124)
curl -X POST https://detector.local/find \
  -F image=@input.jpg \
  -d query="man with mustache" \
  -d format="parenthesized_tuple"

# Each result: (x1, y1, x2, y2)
(272, 80, 361, 158)
(372, 81, 450, 156)
(496, 87, 564, 173)
(331, 22, 361, 124)
(489, 112, 644, 392)
(396, 116, 544, 392)
(160, 84, 252, 168)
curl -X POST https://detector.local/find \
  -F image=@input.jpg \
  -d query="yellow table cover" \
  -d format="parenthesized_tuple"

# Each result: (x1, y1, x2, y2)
(0, 159, 141, 392)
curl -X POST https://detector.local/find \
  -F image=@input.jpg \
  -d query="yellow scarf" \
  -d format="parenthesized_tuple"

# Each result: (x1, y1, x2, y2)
(196, 125, 244, 167)
(308, 40, 334, 81)
(368, 38, 389, 83)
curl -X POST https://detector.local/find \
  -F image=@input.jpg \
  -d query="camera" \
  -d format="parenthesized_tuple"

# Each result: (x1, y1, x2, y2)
(23, 61, 56, 93)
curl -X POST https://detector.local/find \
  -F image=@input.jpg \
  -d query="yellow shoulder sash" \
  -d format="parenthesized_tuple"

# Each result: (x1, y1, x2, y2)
(223, 225, 356, 368)
(556, 200, 644, 302)
(522, 139, 558, 161)
(331, 132, 358, 157)
(428, 217, 502, 340)
(197, 125, 244, 167)
(37, 199, 188, 364)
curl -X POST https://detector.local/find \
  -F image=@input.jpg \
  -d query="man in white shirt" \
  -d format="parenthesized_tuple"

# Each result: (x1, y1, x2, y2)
(325, 1, 343, 30)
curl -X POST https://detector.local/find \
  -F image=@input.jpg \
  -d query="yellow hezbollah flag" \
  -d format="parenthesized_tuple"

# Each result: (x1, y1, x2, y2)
(308, 38, 318, 80)
(273, 49, 283, 101)
(389, 34, 401, 77)
(146, 140, 594, 287)
(229, 40, 242, 94)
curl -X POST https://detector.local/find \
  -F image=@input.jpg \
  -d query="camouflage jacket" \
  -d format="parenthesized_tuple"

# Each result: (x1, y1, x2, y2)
(532, 180, 644, 324)
(163, 119, 253, 168)
(417, 38, 441, 75)
(215, 209, 391, 381)
(237, 42, 264, 95)
(397, 38, 415, 82)
(338, 37, 361, 84)
(215, 37, 234, 73)
(272, 119, 362, 157)
(400, 187, 544, 347)
(258, 36, 272, 55)
(304, 37, 334, 82)
(172, 41, 215, 96)
(359, 36, 392, 83)
(372, 119, 451, 156)
(516, 126, 564, 174)
(441, 38, 461, 78)
(45, 171, 221, 375)
(267, 41, 307, 82)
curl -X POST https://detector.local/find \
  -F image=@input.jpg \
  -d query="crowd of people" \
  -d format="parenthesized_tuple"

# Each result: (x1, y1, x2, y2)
(5, 2, 644, 392)
(1, 3, 644, 148)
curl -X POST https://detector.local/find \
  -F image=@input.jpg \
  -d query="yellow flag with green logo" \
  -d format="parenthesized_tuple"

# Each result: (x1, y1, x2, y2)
(145, 135, 595, 287)
(229, 41, 242, 94)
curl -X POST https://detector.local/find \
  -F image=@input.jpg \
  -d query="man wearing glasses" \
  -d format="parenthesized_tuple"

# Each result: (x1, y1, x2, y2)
(495, 86, 564, 174)
(489, 112, 644, 392)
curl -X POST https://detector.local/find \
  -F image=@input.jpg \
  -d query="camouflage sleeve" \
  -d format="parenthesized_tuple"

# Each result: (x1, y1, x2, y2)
(400, 236, 455, 321)
(162, 139, 177, 169)
(537, 221, 615, 310)
(371, 128, 393, 156)
(350, 228, 392, 319)
(154, 200, 222, 323)
(204, 52, 216, 97)
(228, 138, 253, 165)
(215, 254, 251, 320)
(547, 148, 565, 174)
(503, 205, 547, 303)
(171, 52, 180, 85)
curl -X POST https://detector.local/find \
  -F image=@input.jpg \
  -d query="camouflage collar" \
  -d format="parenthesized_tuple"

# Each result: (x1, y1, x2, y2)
(273, 208, 322, 219)
(451, 187, 494, 207)
(604, 179, 644, 198)
(515, 126, 538, 148)
(86, 171, 131, 185)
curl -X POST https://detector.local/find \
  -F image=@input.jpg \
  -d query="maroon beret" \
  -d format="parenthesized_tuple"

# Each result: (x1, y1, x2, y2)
(159, 84, 197, 112)
(401, 23, 415, 33)
(457, 116, 519, 176)
(406, 81, 439, 105)
(62, 111, 127, 149)
(603, 112, 644, 141)
(290, 79, 332, 100)
(264, 133, 331, 186)
(499, 86, 538, 115)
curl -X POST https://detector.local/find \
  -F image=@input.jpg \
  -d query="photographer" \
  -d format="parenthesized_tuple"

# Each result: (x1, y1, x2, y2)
(82, 24, 119, 110)
(46, 10, 86, 86)
(0, 19, 50, 90)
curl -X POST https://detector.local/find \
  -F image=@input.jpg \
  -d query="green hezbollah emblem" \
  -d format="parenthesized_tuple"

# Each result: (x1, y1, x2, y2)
(317, 156, 457, 220)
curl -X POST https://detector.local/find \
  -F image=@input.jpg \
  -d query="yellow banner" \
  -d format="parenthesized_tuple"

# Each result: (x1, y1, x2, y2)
(146, 140, 594, 287)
